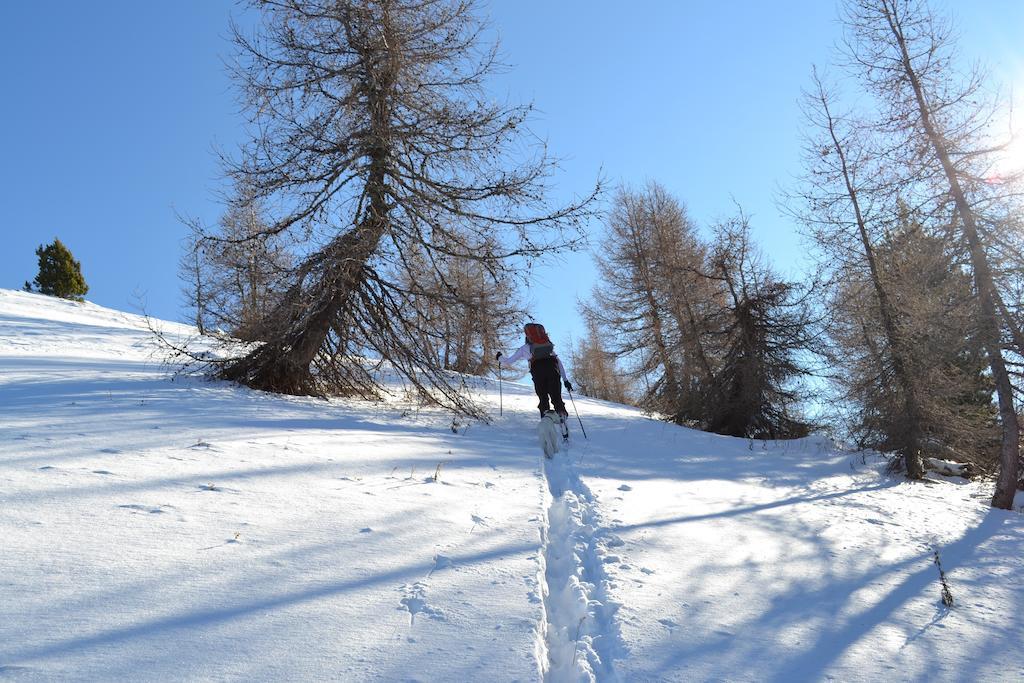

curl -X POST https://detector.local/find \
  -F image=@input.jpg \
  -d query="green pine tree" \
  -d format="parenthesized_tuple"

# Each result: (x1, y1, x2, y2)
(28, 239, 89, 301)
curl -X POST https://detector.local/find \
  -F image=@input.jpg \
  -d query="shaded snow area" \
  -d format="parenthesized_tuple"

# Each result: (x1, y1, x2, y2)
(1, 288, 1023, 682)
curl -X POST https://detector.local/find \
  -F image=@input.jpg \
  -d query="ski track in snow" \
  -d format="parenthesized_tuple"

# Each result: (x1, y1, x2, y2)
(538, 446, 624, 681)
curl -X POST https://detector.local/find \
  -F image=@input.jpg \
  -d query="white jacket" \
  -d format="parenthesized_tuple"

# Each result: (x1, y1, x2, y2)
(502, 343, 569, 381)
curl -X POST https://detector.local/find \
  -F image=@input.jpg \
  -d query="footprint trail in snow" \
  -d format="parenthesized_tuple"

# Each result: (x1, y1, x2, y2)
(538, 449, 624, 682)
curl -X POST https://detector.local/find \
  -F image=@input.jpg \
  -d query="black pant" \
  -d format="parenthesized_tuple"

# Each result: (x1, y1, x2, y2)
(530, 358, 566, 418)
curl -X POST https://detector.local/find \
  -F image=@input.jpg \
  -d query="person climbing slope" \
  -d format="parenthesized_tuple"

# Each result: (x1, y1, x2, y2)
(496, 322, 573, 420)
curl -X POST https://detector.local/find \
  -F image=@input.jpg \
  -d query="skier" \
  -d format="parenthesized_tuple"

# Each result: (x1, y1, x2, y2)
(496, 322, 573, 422)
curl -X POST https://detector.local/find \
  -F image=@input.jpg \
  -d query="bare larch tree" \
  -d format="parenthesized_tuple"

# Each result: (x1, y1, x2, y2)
(585, 183, 813, 436)
(570, 313, 633, 404)
(841, 0, 1020, 507)
(181, 187, 292, 340)
(212, 0, 597, 416)
(794, 72, 930, 477)
(583, 183, 717, 422)
(399, 236, 525, 376)
(827, 212, 997, 470)
(700, 215, 814, 439)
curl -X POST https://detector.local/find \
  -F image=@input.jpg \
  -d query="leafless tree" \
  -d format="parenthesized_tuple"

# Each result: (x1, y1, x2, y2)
(202, 0, 597, 417)
(400, 236, 525, 376)
(827, 212, 997, 470)
(841, 0, 1020, 506)
(179, 235, 209, 335)
(700, 214, 815, 439)
(583, 182, 716, 422)
(570, 313, 633, 404)
(792, 71, 930, 476)
(585, 184, 814, 436)
(180, 190, 293, 340)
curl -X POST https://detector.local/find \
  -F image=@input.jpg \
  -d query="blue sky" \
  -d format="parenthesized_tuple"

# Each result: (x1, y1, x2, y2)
(3, 1, 1023, 351)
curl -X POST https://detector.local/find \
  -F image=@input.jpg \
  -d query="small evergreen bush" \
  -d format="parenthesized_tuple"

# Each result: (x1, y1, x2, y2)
(24, 239, 89, 301)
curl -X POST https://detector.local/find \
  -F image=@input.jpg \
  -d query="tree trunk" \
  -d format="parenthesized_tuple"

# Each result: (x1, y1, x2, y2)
(221, 22, 395, 395)
(821, 86, 925, 478)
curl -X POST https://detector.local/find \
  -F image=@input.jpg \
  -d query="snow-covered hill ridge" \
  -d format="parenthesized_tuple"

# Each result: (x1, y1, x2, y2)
(1, 288, 1023, 682)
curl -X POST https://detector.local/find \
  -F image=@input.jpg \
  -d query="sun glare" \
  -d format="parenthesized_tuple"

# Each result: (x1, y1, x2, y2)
(989, 68, 1024, 182)
(988, 108, 1024, 183)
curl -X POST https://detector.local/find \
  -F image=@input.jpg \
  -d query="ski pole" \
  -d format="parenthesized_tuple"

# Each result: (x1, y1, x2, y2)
(567, 389, 587, 439)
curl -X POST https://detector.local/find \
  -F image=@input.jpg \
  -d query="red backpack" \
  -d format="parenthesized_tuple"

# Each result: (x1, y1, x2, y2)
(524, 323, 555, 363)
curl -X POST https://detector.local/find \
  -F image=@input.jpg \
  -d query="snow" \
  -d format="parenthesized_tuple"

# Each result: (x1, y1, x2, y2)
(2, 288, 1023, 681)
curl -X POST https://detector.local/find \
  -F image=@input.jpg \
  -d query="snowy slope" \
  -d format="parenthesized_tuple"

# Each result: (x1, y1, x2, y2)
(1, 288, 1023, 682)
